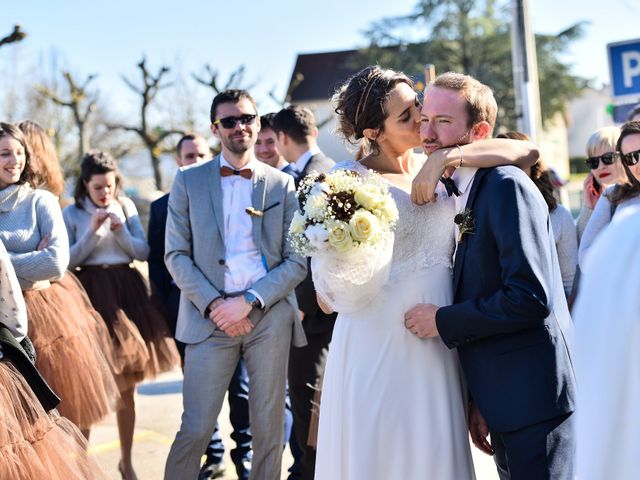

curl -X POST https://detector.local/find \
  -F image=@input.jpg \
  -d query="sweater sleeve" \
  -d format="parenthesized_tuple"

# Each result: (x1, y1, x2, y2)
(63, 206, 102, 269)
(112, 197, 150, 261)
(576, 204, 593, 243)
(553, 206, 578, 295)
(578, 188, 614, 269)
(8, 191, 69, 282)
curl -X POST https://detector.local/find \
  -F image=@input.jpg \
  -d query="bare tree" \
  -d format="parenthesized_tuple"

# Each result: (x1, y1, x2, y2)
(36, 71, 98, 161)
(110, 58, 184, 190)
(0, 25, 26, 49)
(192, 64, 256, 94)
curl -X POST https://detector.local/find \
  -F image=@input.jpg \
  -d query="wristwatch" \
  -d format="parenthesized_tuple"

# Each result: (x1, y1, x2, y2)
(244, 291, 262, 309)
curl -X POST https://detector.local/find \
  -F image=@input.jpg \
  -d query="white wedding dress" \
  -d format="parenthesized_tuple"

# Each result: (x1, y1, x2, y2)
(315, 161, 476, 480)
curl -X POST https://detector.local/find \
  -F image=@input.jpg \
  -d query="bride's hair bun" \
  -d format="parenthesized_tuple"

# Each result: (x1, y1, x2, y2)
(332, 66, 413, 154)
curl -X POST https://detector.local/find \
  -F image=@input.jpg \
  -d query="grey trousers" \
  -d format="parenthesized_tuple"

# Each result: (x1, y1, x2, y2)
(164, 304, 292, 480)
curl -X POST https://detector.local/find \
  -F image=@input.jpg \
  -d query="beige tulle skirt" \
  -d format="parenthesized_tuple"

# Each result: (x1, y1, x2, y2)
(75, 265, 180, 391)
(0, 360, 108, 479)
(23, 273, 120, 430)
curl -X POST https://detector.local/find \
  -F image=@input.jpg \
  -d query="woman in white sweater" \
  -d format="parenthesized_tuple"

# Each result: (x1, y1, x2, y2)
(64, 150, 179, 480)
(0, 122, 119, 436)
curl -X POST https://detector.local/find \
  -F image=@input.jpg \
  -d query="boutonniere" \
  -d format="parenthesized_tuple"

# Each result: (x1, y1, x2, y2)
(454, 208, 475, 243)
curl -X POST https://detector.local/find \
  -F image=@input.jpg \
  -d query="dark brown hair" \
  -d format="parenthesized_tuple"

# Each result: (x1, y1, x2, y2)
(271, 105, 316, 144)
(0, 122, 35, 188)
(209, 89, 258, 123)
(333, 66, 413, 155)
(608, 121, 640, 206)
(73, 150, 122, 208)
(18, 120, 65, 197)
(497, 131, 557, 211)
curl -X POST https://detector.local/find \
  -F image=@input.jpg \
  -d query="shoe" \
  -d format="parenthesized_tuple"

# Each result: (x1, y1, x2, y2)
(235, 459, 252, 480)
(198, 460, 226, 479)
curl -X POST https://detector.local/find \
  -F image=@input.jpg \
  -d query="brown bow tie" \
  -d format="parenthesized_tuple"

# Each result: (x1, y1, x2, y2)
(220, 166, 252, 179)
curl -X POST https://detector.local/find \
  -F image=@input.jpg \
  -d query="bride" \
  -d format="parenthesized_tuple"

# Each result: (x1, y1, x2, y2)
(313, 66, 538, 479)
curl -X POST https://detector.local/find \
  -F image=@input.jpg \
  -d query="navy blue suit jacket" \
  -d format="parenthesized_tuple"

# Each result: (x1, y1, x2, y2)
(436, 166, 576, 433)
(148, 193, 180, 326)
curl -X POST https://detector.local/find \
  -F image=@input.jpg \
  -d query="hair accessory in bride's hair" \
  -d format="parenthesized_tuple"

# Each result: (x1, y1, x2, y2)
(354, 72, 382, 134)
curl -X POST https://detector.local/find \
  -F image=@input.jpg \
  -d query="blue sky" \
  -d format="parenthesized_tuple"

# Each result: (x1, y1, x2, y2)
(2, 0, 639, 119)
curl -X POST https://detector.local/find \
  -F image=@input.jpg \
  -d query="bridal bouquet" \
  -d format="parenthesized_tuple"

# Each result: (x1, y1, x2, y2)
(289, 169, 399, 313)
(288, 169, 399, 256)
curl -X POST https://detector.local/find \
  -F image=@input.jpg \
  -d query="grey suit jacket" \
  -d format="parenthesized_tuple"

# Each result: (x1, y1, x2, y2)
(165, 155, 307, 346)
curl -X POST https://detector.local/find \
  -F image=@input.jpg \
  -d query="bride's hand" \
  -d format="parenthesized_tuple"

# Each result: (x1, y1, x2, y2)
(316, 294, 334, 315)
(411, 151, 449, 205)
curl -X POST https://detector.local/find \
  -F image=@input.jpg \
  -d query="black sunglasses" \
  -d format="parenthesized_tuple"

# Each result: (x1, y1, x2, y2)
(585, 152, 618, 170)
(621, 148, 640, 166)
(213, 114, 257, 129)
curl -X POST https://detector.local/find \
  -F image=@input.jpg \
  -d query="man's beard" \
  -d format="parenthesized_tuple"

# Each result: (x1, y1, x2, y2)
(224, 134, 253, 155)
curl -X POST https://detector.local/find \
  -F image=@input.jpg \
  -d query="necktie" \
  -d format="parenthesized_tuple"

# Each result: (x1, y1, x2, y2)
(282, 163, 299, 179)
(221, 166, 252, 179)
(440, 176, 460, 197)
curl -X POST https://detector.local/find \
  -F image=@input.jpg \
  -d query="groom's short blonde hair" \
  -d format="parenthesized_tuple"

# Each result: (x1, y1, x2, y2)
(430, 72, 497, 137)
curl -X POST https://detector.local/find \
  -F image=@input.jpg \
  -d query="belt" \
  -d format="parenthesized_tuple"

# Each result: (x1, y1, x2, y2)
(76, 263, 133, 271)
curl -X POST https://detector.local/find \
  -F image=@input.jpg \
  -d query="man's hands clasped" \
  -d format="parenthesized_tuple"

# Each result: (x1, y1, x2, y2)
(208, 296, 254, 337)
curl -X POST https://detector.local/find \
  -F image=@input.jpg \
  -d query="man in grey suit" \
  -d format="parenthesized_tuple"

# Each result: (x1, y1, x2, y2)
(164, 89, 307, 480)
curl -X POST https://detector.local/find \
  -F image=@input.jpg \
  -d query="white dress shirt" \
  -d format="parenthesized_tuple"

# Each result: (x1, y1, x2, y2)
(219, 154, 267, 304)
(292, 148, 320, 175)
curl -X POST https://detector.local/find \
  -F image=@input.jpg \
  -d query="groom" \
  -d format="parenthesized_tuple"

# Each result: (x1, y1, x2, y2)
(406, 73, 576, 479)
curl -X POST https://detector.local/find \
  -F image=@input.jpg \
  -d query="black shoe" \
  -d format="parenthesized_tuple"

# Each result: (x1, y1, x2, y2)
(235, 459, 251, 480)
(198, 459, 226, 480)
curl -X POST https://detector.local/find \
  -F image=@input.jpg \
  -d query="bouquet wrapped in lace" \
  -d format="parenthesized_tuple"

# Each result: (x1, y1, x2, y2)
(288, 169, 399, 313)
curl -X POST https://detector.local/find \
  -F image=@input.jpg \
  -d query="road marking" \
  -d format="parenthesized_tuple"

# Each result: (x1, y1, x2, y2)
(89, 430, 175, 454)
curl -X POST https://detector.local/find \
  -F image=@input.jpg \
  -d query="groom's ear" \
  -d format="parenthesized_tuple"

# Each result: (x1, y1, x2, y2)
(470, 121, 492, 141)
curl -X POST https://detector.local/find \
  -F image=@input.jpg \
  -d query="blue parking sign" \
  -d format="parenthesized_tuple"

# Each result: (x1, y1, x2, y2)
(608, 38, 640, 100)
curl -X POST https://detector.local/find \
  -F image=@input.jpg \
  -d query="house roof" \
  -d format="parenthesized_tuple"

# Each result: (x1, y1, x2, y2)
(287, 46, 427, 103)
(288, 49, 364, 103)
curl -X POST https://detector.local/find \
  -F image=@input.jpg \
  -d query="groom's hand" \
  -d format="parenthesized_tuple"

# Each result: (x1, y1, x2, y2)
(469, 402, 494, 456)
(404, 303, 440, 338)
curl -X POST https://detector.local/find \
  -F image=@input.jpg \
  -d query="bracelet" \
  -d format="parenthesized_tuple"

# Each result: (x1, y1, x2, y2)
(455, 145, 464, 168)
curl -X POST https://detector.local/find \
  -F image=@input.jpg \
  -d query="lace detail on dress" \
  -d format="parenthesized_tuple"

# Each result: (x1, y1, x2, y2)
(332, 160, 455, 284)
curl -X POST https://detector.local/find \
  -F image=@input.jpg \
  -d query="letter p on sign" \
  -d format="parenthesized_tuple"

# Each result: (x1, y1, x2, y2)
(623, 51, 640, 88)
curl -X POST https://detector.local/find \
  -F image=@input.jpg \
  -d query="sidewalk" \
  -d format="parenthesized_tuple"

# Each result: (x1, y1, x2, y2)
(89, 369, 498, 479)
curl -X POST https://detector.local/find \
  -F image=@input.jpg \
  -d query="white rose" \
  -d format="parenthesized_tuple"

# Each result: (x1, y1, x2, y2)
(327, 221, 354, 253)
(304, 194, 328, 222)
(289, 211, 307, 234)
(354, 184, 384, 210)
(349, 209, 380, 242)
(375, 195, 399, 223)
(304, 223, 329, 250)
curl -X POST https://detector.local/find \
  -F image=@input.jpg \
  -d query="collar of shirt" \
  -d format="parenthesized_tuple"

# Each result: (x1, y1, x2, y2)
(293, 148, 320, 174)
(219, 153, 259, 178)
(451, 166, 479, 196)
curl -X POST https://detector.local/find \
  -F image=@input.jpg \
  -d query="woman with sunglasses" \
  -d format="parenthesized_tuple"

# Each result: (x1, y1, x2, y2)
(579, 121, 640, 268)
(576, 127, 624, 241)
(63, 150, 180, 480)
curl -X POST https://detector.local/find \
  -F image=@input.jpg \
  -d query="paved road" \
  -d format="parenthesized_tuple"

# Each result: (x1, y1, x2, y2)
(89, 369, 499, 479)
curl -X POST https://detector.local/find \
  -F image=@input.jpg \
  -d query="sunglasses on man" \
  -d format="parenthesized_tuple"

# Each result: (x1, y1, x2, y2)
(621, 148, 640, 167)
(213, 114, 257, 129)
(585, 152, 618, 170)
